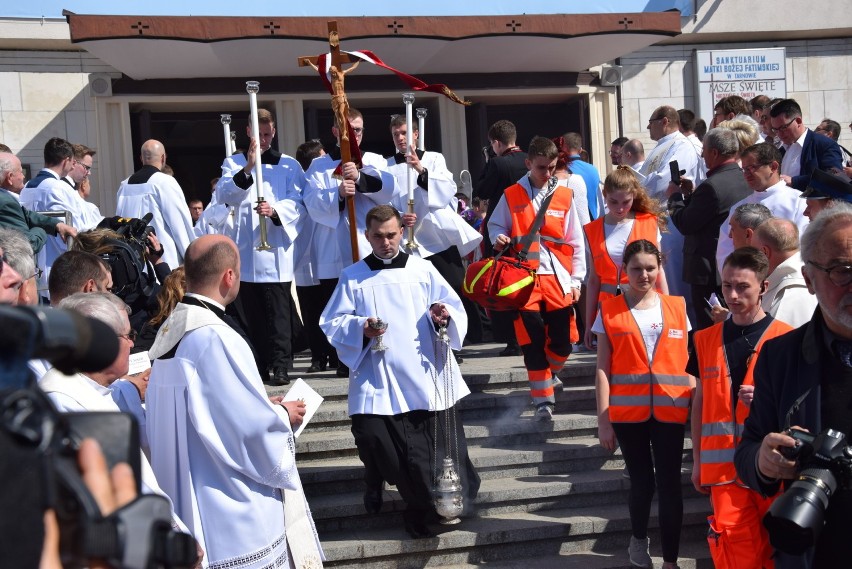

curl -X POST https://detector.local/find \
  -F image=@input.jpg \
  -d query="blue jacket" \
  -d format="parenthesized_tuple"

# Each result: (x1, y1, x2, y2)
(789, 130, 843, 191)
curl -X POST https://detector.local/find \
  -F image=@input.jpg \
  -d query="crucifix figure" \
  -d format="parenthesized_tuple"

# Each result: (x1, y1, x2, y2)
(299, 21, 363, 263)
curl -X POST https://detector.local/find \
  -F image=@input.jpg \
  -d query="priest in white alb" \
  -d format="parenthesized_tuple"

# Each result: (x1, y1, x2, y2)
(146, 235, 323, 569)
(319, 205, 480, 540)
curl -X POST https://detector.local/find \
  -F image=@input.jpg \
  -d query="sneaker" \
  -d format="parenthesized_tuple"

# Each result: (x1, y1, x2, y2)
(551, 376, 564, 392)
(628, 536, 652, 568)
(535, 403, 554, 422)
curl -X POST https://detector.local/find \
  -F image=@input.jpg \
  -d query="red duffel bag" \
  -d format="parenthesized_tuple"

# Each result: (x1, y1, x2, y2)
(462, 252, 536, 310)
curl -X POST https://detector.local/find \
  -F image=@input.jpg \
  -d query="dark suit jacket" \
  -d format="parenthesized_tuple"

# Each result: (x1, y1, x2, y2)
(667, 161, 751, 286)
(474, 150, 528, 256)
(0, 189, 59, 254)
(790, 130, 843, 191)
(734, 309, 834, 568)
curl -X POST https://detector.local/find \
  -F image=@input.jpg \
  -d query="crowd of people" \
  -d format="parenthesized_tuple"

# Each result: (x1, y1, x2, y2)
(0, 92, 851, 568)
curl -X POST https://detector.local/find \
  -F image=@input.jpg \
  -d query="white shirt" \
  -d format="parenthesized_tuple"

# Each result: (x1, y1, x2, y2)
(781, 129, 809, 179)
(762, 251, 818, 328)
(640, 131, 702, 206)
(716, 180, 809, 275)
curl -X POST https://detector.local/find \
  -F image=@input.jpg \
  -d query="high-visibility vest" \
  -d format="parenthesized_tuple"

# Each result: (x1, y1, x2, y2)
(583, 212, 659, 298)
(601, 294, 692, 424)
(694, 318, 792, 486)
(504, 183, 575, 273)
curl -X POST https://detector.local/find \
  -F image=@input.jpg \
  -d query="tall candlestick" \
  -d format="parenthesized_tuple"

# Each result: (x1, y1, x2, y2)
(416, 107, 427, 151)
(220, 114, 232, 159)
(230, 131, 237, 154)
(246, 80, 271, 251)
(402, 93, 418, 252)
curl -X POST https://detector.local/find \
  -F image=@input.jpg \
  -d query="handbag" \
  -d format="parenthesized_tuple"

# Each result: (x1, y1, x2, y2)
(463, 178, 557, 310)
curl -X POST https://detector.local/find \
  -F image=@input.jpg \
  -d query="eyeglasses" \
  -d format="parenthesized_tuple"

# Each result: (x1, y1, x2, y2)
(27, 268, 43, 281)
(806, 261, 852, 287)
(647, 117, 664, 124)
(770, 117, 797, 134)
(75, 160, 92, 172)
(117, 330, 138, 343)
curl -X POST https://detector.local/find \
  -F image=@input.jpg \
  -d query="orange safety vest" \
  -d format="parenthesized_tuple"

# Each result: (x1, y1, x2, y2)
(601, 294, 692, 424)
(694, 318, 792, 486)
(583, 212, 659, 298)
(504, 183, 575, 273)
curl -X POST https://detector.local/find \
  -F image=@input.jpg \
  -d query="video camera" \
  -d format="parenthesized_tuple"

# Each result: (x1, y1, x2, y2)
(763, 428, 852, 555)
(96, 213, 158, 306)
(0, 305, 197, 568)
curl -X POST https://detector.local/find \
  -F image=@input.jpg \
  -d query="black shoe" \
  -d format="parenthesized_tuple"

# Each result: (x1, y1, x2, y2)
(454, 351, 464, 364)
(307, 358, 327, 373)
(264, 368, 290, 386)
(404, 519, 434, 539)
(499, 343, 520, 357)
(336, 363, 349, 378)
(328, 354, 339, 369)
(363, 487, 383, 514)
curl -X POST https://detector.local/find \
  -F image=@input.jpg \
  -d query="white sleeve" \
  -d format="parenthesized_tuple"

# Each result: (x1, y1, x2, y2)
(565, 201, 586, 286)
(186, 329, 298, 490)
(487, 194, 511, 244)
(319, 274, 371, 371)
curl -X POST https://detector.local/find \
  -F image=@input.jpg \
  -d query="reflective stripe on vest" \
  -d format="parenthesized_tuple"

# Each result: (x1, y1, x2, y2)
(601, 294, 691, 424)
(694, 318, 793, 486)
(505, 183, 575, 272)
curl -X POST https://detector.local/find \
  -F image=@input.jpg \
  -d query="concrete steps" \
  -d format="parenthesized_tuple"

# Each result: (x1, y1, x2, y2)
(283, 343, 711, 568)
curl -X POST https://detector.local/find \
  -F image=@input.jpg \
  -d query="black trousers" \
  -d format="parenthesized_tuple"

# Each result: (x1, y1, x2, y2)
(296, 278, 338, 363)
(227, 281, 293, 374)
(426, 247, 483, 344)
(351, 409, 480, 521)
(612, 419, 685, 563)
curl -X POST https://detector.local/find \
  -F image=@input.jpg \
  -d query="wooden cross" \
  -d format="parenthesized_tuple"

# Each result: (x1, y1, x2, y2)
(298, 21, 362, 263)
(131, 21, 149, 35)
(618, 17, 634, 30)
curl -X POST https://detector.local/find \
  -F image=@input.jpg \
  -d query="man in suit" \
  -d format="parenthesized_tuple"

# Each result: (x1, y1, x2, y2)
(0, 152, 76, 254)
(667, 128, 752, 331)
(473, 120, 528, 356)
(735, 203, 852, 568)
(770, 99, 842, 191)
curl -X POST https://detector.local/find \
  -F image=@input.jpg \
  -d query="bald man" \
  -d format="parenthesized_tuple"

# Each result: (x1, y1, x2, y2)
(147, 234, 322, 569)
(116, 139, 195, 268)
(751, 217, 817, 328)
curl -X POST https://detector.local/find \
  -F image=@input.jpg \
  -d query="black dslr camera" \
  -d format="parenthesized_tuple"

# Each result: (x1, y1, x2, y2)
(0, 305, 197, 568)
(763, 428, 852, 555)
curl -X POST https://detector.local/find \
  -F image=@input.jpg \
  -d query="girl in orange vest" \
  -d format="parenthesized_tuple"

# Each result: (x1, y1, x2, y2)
(593, 239, 694, 569)
(583, 167, 668, 350)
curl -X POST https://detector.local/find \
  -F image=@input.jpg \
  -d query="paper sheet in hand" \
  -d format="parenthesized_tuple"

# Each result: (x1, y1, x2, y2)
(128, 351, 151, 376)
(283, 378, 323, 438)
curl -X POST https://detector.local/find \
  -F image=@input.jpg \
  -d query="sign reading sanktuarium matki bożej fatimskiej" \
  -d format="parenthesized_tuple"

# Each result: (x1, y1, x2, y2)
(695, 47, 787, 123)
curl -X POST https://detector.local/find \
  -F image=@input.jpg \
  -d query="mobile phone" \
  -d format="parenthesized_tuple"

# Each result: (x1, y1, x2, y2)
(669, 160, 682, 185)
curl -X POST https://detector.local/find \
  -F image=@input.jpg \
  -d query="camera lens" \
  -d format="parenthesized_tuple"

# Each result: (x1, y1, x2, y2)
(763, 467, 838, 555)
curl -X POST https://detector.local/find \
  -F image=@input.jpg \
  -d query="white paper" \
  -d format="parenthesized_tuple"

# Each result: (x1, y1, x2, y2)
(128, 351, 151, 376)
(283, 378, 323, 438)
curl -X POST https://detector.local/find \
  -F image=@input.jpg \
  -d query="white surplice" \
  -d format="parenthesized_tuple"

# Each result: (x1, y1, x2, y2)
(386, 151, 482, 258)
(216, 151, 306, 283)
(116, 167, 196, 268)
(147, 302, 323, 569)
(303, 152, 395, 278)
(319, 253, 470, 416)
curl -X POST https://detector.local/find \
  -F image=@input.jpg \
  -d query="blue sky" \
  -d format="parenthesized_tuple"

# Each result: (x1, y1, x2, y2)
(5, 1, 691, 19)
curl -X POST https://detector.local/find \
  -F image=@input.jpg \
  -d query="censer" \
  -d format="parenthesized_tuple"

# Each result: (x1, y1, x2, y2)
(431, 325, 464, 524)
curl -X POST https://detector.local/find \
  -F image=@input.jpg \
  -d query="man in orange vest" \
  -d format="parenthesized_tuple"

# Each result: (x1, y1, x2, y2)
(488, 136, 586, 421)
(690, 247, 792, 568)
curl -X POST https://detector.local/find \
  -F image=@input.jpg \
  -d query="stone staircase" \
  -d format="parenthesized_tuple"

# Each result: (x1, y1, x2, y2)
(275, 344, 714, 568)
